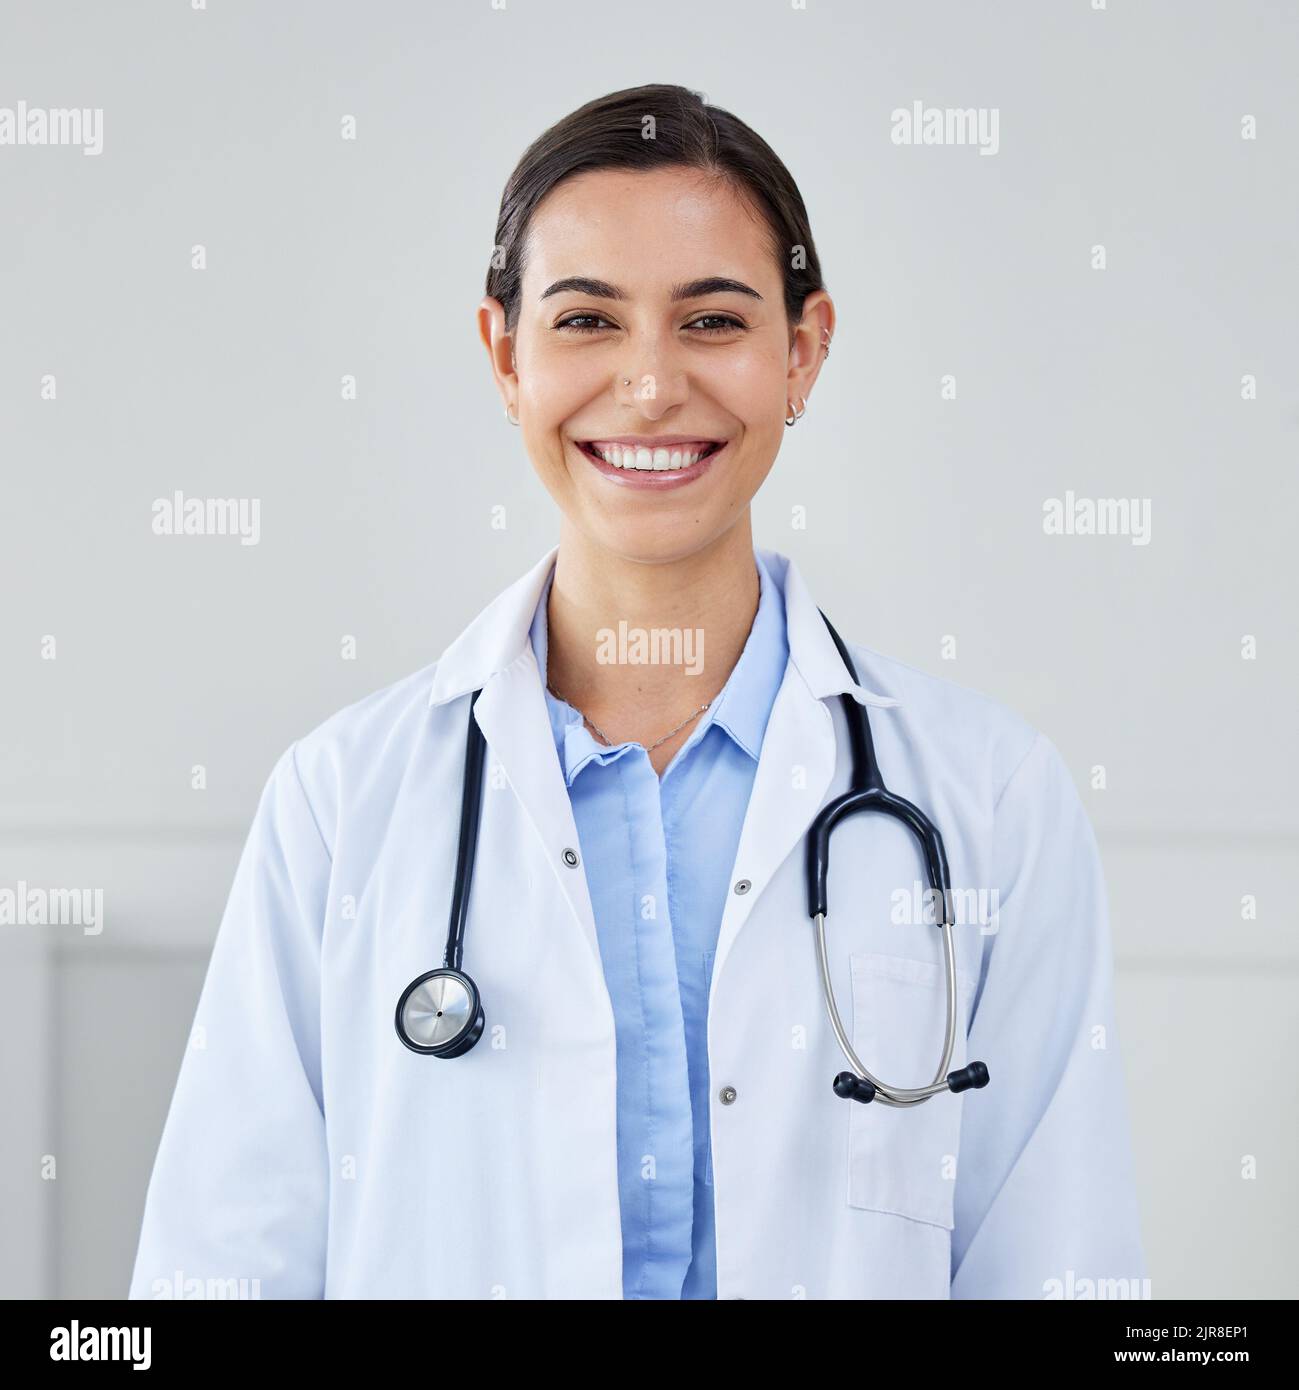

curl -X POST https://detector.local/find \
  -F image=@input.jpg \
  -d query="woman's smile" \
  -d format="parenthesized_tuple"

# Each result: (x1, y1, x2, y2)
(571, 434, 729, 490)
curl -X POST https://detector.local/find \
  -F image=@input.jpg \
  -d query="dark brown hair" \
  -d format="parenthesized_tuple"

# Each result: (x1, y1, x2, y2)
(485, 84, 824, 346)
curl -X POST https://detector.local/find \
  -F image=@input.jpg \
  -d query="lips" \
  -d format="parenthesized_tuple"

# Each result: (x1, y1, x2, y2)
(580, 437, 723, 450)
(573, 436, 728, 489)
(576, 439, 724, 471)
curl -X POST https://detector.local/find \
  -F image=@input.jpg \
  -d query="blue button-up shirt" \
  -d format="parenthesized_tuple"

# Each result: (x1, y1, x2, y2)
(528, 549, 789, 1299)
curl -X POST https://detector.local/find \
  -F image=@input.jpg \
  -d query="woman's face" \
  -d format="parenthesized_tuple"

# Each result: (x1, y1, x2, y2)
(481, 165, 831, 566)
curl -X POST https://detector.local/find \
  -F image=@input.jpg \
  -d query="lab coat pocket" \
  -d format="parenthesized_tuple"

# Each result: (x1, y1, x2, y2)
(845, 951, 973, 1230)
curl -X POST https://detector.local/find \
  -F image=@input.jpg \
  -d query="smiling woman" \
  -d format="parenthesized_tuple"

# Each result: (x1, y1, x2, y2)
(477, 84, 834, 767)
(129, 82, 1144, 1307)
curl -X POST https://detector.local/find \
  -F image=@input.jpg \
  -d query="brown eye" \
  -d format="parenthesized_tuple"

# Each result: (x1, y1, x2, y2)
(555, 315, 615, 333)
(687, 316, 747, 334)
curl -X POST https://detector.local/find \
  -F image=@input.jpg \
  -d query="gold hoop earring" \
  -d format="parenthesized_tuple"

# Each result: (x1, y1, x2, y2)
(785, 395, 807, 427)
(504, 403, 519, 426)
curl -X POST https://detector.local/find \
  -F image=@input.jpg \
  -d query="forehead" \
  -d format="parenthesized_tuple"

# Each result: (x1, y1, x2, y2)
(521, 166, 777, 289)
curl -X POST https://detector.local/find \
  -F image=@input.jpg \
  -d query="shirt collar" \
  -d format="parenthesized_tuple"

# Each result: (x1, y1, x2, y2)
(427, 543, 901, 715)
(527, 549, 789, 784)
(698, 549, 788, 760)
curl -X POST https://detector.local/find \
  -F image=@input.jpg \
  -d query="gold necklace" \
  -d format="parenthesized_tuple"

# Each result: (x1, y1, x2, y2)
(546, 682, 712, 753)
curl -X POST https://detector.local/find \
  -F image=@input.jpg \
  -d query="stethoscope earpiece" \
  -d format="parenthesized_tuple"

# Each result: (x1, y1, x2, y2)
(833, 1071, 877, 1104)
(835, 1060, 990, 1105)
(946, 1061, 990, 1093)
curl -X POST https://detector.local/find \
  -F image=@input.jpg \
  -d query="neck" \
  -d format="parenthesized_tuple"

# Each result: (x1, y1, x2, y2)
(544, 518, 761, 746)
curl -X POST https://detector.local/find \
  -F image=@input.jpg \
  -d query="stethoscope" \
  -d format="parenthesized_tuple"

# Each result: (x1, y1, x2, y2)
(395, 612, 990, 1110)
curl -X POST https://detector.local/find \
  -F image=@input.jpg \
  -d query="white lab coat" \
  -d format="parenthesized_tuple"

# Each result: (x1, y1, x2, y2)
(128, 545, 1145, 1300)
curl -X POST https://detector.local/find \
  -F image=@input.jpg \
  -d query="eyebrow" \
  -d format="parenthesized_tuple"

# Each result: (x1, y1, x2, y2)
(539, 275, 764, 304)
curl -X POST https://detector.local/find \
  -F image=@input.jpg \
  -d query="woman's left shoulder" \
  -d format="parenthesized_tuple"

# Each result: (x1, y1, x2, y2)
(843, 638, 1051, 806)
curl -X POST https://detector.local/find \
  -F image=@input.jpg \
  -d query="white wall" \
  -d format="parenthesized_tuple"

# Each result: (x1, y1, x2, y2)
(1, 0, 1295, 1298)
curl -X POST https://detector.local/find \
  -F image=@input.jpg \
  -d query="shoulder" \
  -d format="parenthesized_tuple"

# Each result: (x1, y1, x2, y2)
(262, 661, 447, 856)
(839, 642, 1097, 887)
(297, 661, 441, 765)
(842, 638, 1056, 806)
(761, 546, 1064, 806)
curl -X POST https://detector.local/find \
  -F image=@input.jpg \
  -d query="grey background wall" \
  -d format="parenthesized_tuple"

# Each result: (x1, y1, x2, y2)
(1, 0, 1295, 1298)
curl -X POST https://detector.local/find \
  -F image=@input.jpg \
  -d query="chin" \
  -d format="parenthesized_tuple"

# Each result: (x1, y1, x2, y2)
(580, 514, 736, 569)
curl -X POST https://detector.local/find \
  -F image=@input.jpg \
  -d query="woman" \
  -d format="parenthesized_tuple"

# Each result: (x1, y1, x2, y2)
(129, 84, 1144, 1300)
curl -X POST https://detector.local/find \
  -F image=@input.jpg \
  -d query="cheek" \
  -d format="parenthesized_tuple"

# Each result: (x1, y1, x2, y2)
(518, 365, 589, 425)
(518, 379, 587, 484)
(707, 340, 788, 416)
(732, 431, 782, 503)
(721, 338, 789, 410)
(728, 358, 788, 495)
(515, 330, 607, 420)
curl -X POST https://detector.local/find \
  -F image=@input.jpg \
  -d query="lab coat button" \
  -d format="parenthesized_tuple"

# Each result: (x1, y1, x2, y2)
(562, 847, 579, 867)
(719, 1085, 737, 1105)
(733, 878, 751, 894)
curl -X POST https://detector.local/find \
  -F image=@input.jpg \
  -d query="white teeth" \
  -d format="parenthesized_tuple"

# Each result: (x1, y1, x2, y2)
(588, 443, 717, 471)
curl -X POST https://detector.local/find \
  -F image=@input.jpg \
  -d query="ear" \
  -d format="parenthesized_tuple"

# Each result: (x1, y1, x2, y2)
(787, 290, 835, 404)
(478, 296, 518, 414)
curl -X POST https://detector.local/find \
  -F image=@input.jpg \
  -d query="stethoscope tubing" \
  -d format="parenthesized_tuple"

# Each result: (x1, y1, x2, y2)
(396, 604, 987, 1111)
(444, 688, 488, 974)
(811, 611, 980, 1108)
(813, 909, 959, 1106)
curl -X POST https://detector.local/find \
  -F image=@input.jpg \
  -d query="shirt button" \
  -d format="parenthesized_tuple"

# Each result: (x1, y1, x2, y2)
(562, 848, 579, 867)
(733, 879, 751, 895)
(719, 1085, 737, 1105)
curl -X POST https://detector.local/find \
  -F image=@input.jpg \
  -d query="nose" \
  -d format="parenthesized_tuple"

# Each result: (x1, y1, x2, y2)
(617, 334, 690, 419)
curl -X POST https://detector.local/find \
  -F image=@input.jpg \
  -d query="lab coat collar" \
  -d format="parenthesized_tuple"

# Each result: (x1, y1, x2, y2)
(427, 544, 902, 711)
(757, 549, 901, 710)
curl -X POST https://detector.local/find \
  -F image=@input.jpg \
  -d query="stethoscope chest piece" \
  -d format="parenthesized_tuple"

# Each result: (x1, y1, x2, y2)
(395, 968, 485, 1058)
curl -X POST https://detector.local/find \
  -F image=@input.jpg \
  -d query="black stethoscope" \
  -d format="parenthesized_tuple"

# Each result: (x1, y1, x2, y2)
(395, 612, 989, 1109)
